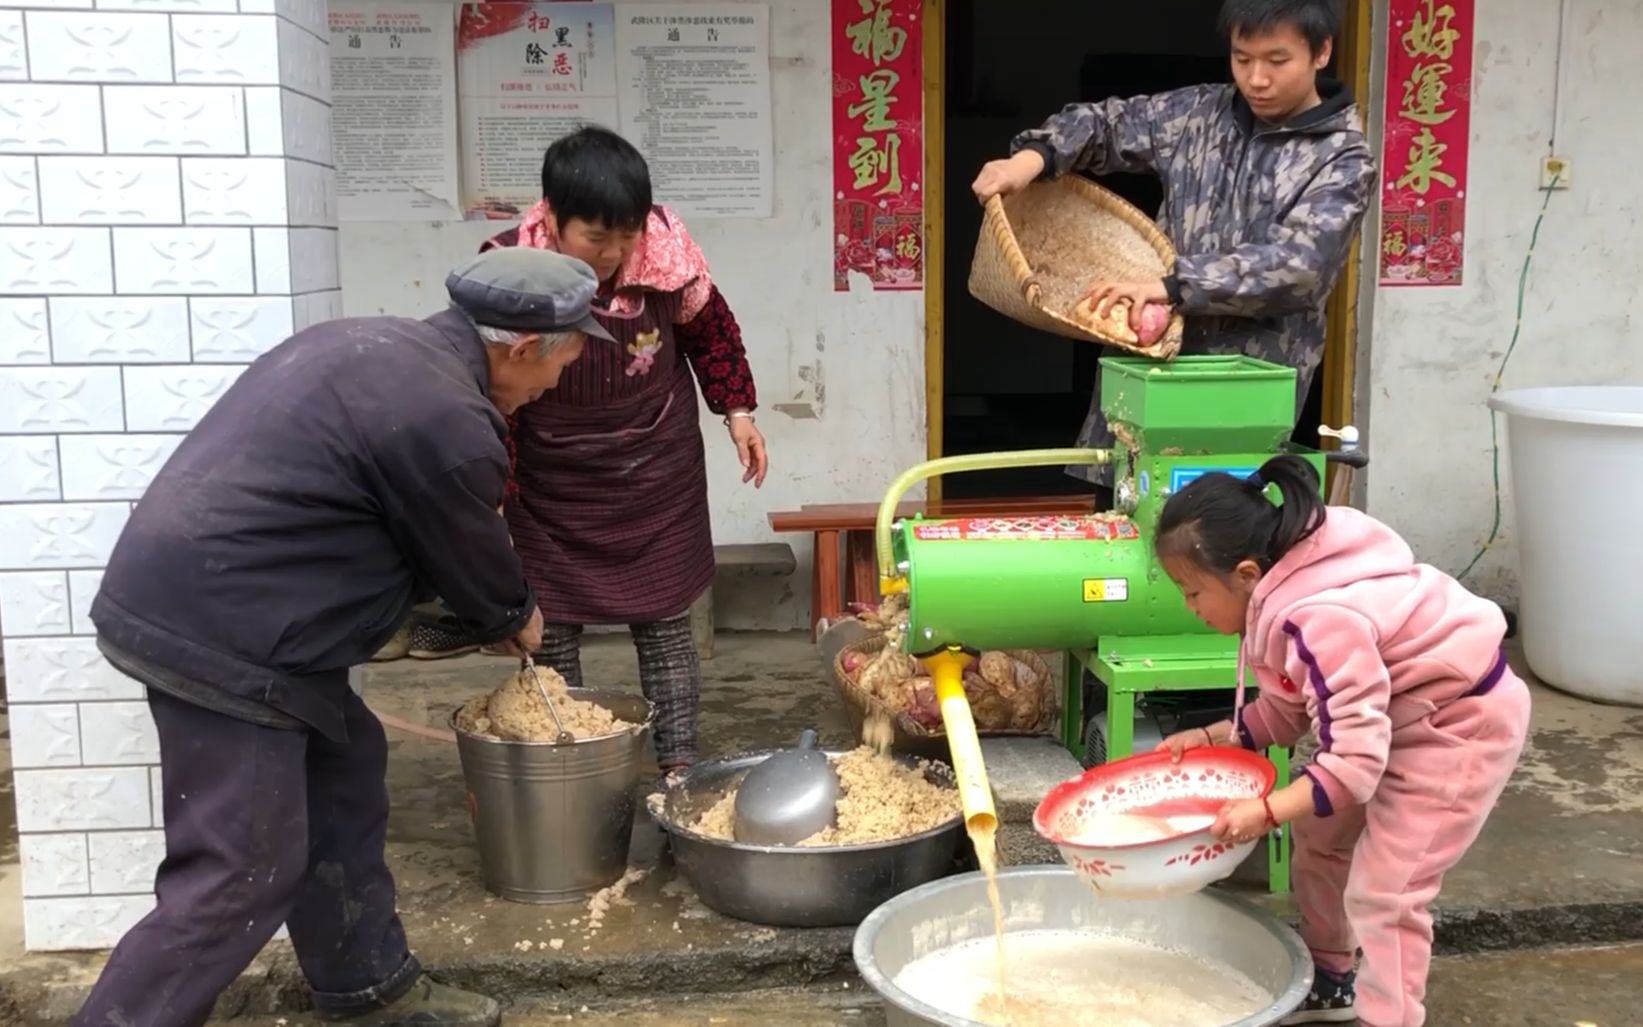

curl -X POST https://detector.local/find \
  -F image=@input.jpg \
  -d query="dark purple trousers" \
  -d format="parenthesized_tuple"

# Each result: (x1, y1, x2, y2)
(72, 688, 420, 1027)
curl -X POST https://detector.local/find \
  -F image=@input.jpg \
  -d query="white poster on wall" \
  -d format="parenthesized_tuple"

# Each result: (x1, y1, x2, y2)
(327, 3, 462, 221)
(613, 4, 773, 218)
(457, 2, 620, 220)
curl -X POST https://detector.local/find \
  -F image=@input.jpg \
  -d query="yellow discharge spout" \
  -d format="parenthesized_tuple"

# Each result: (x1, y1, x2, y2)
(873, 449, 1114, 593)
(922, 646, 994, 833)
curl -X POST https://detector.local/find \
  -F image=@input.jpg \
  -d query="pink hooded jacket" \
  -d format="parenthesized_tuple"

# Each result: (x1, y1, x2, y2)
(1235, 507, 1509, 818)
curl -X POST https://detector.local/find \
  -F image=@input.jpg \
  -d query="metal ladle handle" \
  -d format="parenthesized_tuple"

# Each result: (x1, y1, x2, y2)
(523, 657, 575, 744)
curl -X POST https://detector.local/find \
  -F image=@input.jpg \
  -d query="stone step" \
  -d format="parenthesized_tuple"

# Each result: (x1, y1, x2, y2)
(979, 736, 1084, 866)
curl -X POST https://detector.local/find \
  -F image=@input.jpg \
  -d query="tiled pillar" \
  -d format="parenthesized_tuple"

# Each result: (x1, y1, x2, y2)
(0, 0, 338, 952)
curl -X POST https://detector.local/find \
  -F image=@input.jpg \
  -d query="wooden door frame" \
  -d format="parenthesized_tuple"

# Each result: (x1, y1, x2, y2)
(920, 0, 1375, 499)
(1321, 0, 1374, 493)
(921, 0, 946, 502)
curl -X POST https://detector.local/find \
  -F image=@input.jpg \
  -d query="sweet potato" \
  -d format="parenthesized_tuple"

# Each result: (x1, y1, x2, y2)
(1136, 301, 1170, 345)
(1069, 296, 1171, 347)
(906, 677, 942, 727)
(977, 651, 1019, 696)
(958, 661, 1014, 729)
(1011, 656, 1039, 693)
(1007, 676, 1043, 729)
(974, 690, 1017, 730)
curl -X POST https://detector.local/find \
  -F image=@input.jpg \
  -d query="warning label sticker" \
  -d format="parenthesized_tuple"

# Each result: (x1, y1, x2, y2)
(1082, 578, 1130, 603)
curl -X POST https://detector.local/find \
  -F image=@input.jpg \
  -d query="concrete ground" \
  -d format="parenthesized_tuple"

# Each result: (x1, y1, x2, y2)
(3, 632, 1642, 1022)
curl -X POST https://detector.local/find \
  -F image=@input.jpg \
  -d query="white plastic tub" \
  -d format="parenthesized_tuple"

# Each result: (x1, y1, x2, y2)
(1489, 387, 1643, 706)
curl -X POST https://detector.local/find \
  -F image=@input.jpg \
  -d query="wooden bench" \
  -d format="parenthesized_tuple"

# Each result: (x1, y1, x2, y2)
(687, 542, 798, 660)
(769, 495, 1095, 638)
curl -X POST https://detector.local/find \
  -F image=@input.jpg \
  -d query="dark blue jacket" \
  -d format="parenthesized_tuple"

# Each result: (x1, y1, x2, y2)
(91, 309, 536, 741)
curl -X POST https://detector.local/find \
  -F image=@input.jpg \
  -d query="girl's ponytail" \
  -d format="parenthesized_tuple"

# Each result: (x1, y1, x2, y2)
(1254, 454, 1326, 565)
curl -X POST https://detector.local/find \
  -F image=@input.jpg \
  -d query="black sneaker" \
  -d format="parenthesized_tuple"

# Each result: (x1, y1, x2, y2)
(406, 618, 481, 660)
(322, 974, 501, 1025)
(1281, 965, 1356, 1024)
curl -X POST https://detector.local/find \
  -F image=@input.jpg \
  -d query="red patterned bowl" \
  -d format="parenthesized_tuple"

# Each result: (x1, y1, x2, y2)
(1032, 746, 1277, 898)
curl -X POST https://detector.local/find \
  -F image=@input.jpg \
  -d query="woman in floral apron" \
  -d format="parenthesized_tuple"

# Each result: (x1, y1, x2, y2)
(424, 127, 767, 783)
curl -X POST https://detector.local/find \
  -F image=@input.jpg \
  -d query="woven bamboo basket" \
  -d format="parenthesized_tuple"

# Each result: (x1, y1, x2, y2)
(968, 175, 1185, 359)
(832, 635, 1058, 762)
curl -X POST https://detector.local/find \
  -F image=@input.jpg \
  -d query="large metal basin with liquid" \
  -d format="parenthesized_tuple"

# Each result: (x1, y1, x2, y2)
(854, 865, 1311, 1027)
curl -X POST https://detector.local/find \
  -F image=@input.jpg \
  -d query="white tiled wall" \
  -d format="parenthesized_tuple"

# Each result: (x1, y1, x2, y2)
(0, 3, 337, 952)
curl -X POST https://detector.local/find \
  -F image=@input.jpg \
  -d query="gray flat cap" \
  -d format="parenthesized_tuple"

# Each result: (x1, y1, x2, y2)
(445, 247, 616, 342)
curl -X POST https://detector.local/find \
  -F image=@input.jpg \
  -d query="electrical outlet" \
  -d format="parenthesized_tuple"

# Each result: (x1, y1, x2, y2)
(1541, 156, 1571, 190)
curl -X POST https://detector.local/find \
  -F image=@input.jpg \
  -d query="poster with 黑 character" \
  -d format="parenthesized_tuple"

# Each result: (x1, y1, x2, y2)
(458, 2, 619, 219)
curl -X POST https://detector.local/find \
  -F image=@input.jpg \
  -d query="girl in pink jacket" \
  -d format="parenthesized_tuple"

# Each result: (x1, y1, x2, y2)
(1153, 454, 1531, 1027)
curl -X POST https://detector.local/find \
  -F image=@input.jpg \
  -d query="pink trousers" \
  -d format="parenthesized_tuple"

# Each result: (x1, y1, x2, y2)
(1292, 671, 1531, 1027)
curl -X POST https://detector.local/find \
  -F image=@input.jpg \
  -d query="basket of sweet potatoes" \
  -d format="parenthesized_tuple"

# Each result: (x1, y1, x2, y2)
(968, 176, 1184, 357)
(832, 633, 1059, 761)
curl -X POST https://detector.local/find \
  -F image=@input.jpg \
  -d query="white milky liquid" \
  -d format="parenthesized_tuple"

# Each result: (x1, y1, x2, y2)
(1064, 812, 1217, 847)
(892, 929, 1272, 1027)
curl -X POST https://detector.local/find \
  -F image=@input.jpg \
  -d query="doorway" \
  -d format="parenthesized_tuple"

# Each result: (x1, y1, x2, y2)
(933, 0, 1363, 500)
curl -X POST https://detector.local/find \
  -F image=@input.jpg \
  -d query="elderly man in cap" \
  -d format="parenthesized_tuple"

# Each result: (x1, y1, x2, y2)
(71, 248, 613, 1027)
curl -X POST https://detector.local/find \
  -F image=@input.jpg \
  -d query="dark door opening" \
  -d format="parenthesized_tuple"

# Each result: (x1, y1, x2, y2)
(940, 1, 1330, 500)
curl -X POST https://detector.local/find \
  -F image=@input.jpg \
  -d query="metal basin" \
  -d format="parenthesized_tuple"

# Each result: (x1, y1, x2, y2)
(854, 865, 1311, 1027)
(451, 689, 652, 904)
(652, 749, 964, 928)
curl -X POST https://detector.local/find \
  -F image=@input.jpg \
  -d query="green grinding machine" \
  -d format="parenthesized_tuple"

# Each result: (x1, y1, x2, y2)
(874, 354, 1367, 762)
(871, 354, 1366, 893)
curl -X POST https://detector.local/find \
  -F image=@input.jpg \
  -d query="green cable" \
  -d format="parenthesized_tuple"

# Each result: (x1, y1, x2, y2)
(1456, 173, 1560, 583)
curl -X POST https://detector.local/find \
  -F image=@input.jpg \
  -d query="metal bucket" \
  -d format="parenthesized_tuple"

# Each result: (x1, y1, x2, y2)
(652, 749, 964, 928)
(450, 689, 652, 904)
(854, 865, 1310, 1027)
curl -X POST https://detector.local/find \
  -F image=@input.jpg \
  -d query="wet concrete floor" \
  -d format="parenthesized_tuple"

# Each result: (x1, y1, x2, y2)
(4, 632, 1643, 1021)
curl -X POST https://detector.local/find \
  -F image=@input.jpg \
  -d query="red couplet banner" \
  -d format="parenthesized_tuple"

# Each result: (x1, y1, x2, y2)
(832, 0, 924, 292)
(1378, 0, 1475, 287)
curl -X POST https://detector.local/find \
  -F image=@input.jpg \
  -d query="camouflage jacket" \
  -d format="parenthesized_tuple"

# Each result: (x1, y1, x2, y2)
(1011, 79, 1377, 486)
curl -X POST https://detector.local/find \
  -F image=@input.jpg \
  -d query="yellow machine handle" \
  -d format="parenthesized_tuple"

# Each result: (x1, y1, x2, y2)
(922, 646, 995, 833)
(873, 448, 1114, 590)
